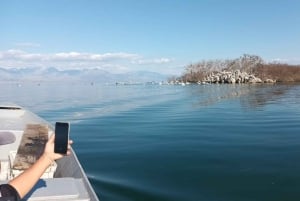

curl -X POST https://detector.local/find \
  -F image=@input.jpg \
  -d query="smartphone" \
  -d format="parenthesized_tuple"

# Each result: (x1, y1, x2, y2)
(54, 122, 70, 154)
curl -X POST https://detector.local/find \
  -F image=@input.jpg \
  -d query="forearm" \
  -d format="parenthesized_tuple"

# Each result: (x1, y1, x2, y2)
(8, 154, 53, 198)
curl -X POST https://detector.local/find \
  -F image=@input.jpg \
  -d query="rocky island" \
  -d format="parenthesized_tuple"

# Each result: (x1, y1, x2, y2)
(201, 70, 270, 84)
(171, 54, 300, 84)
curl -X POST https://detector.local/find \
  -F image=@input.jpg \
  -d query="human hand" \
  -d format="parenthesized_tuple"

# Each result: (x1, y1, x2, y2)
(43, 134, 73, 162)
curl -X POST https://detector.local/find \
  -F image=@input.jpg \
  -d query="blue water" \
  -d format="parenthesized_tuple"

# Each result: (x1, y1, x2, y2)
(1, 82, 300, 201)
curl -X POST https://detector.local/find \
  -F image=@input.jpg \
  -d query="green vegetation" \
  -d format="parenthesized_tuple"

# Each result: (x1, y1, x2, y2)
(175, 54, 300, 83)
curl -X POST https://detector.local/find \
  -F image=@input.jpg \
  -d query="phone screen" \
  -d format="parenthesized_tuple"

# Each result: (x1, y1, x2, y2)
(54, 122, 70, 154)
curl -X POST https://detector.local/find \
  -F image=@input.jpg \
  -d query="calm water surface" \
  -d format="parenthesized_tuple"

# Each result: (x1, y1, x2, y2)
(1, 82, 300, 201)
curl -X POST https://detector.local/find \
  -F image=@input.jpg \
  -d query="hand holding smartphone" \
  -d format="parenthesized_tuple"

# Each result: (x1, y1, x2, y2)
(54, 122, 70, 154)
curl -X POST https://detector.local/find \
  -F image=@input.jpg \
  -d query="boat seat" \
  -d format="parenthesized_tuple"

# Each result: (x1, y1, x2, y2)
(24, 178, 90, 201)
(0, 130, 23, 161)
(0, 131, 16, 145)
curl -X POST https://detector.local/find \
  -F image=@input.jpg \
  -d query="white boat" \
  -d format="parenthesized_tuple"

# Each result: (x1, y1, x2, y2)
(0, 105, 99, 201)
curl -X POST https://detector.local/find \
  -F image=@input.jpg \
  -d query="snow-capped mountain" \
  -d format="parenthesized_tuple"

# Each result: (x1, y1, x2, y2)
(0, 67, 169, 83)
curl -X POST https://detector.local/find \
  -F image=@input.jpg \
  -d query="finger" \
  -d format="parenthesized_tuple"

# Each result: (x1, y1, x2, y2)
(69, 140, 73, 145)
(48, 134, 55, 143)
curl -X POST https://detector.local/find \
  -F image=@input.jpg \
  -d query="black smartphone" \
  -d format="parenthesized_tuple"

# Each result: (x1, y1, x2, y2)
(54, 122, 70, 154)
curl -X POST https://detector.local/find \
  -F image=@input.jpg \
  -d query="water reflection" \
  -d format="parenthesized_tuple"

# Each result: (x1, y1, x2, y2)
(0, 82, 180, 122)
(239, 84, 300, 109)
(1, 82, 299, 118)
(187, 83, 300, 109)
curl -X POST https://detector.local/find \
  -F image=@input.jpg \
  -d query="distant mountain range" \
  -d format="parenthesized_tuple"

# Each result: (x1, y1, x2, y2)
(0, 67, 169, 83)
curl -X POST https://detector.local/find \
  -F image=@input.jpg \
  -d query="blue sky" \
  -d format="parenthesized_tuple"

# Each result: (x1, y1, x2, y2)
(1, 0, 300, 75)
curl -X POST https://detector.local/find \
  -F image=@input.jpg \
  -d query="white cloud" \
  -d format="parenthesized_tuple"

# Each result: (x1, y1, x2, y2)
(14, 42, 41, 48)
(0, 49, 138, 63)
(51, 52, 139, 61)
(0, 49, 175, 74)
(133, 57, 172, 65)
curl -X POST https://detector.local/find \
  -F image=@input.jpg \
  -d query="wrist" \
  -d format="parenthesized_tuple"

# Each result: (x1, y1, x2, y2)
(42, 153, 54, 165)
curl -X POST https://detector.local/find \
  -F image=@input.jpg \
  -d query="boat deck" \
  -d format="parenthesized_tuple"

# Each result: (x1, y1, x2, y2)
(0, 106, 99, 201)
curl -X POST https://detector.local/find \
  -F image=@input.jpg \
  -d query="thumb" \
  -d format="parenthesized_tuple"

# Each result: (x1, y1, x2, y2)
(48, 134, 55, 143)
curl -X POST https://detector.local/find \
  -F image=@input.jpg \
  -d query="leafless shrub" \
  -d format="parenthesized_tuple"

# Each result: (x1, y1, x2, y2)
(253, 63, 300, 82)
(178, 54, 264, 83)
(173, 54, 300, 83)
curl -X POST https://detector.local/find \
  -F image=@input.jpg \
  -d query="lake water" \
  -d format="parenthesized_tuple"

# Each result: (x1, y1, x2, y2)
(1, 82, 300, 201)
